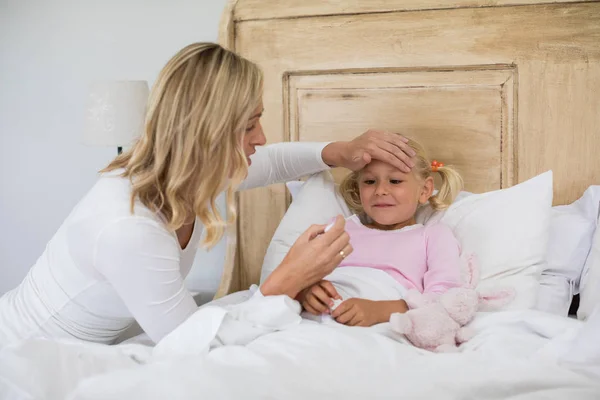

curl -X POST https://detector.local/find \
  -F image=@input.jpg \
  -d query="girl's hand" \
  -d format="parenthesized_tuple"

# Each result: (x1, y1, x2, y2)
(261, 216, 352, 299)
(321, 129, 417, 173)
(297, 280, 342, 315)
(332, 298, 408, 327)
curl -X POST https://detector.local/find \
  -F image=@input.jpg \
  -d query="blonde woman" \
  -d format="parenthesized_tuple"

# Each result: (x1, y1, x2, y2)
(0, 43, 415, 346)
(299, 137, 464, 327)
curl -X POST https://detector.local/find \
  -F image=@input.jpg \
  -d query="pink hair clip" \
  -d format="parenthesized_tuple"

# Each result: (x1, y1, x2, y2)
(431, 160, 444, 172)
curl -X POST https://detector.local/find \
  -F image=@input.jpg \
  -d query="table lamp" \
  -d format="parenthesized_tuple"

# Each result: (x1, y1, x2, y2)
(83, 80, 149, 154)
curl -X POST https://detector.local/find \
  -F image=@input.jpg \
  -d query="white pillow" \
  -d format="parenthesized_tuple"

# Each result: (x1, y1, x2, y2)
(438, 171, 553, 309)
(268, 170, 553, 310)
(579, 213, 600, 320)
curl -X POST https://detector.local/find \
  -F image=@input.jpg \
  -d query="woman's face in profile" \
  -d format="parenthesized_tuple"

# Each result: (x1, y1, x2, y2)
(242, 99, 266, 166)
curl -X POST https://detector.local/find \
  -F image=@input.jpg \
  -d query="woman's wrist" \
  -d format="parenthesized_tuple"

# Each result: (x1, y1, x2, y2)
(321, 141, 349, 168)
(260, 267, 302, 299)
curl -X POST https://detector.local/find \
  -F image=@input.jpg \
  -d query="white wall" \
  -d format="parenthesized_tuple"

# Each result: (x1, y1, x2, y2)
(0, 0, 229, 300)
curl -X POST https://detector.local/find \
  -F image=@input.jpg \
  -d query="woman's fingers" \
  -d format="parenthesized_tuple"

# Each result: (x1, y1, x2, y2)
(373, 131, 416, 159)
(374, 137, 416, 169)
(367, 139, 413, 173)
(301, 223, 327, 241)
(310, 217, 353, 275)
(301, 215, 345, 246)
(377, 131, 415, 156)
(322, 234, 352, 270)
(354, 130, 416, 172)
(317, 216, 346, 245)
(338, 243, 353, 261)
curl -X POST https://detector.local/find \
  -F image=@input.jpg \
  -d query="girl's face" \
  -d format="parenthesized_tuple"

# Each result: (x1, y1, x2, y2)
(358, 160, 433, 228)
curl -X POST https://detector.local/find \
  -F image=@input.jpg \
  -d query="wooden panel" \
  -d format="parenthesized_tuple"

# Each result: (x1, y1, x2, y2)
(518, 61, 600, 198)
(222, 1, 600, 292)
(218, 0, 238, 50)
(234, 0, 597, 21)
(237, 5, 600, 68)
(287, 68, 516, 192)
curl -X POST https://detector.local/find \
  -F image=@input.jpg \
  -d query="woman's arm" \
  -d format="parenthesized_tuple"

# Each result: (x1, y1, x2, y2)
(238, 130, 416, 191)
(238, 142, 329, 191)
(93, 218, 197, 344)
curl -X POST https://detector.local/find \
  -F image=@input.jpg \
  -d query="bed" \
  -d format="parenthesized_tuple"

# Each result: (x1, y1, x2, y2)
(1, 1, 600, 399)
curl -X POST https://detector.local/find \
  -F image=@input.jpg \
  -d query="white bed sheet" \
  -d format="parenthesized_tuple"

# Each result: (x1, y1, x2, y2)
(1, 288, 599, 400)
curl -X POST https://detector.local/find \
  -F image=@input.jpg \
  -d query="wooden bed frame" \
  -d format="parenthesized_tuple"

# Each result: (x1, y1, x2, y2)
(215, 0, 600, 297)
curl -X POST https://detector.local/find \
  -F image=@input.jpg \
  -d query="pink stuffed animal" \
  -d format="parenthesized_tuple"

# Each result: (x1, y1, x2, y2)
(389, 255, 514, 353)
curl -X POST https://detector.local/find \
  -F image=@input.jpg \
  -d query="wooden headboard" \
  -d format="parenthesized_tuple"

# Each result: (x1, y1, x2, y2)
(215, 0, 600, 296)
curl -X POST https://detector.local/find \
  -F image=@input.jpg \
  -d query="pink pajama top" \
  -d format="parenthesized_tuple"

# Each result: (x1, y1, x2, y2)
(339, 215, 462, 294)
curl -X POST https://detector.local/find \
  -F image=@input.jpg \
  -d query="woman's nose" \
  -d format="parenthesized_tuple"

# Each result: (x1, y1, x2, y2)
(253, 124, 267, 146)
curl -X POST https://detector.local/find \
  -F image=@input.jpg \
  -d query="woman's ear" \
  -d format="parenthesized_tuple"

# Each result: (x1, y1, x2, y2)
(419, 176, 434, 204)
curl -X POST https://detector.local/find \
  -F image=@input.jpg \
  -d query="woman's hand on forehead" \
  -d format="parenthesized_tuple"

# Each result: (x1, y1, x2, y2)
(345, 130, 416, 173)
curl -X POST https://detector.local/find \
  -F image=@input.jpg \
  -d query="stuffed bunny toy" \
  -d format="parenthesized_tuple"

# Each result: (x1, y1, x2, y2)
(389, 254, 514, 353)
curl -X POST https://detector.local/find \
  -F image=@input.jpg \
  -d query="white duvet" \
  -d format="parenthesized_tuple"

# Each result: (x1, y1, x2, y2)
(1, 286, 599, 400)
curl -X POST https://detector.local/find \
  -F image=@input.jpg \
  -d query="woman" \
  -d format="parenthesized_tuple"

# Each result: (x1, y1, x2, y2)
(0, 43, 415, 346)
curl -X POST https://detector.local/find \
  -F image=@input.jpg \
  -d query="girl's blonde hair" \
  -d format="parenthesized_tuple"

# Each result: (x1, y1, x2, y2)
(339, 136, 464, 215)
(102, 42, 263, 248)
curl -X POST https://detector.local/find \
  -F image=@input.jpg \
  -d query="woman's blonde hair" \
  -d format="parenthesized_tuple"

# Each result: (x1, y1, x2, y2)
(339, 136, 464, 215)
(102, 42, 263, 248)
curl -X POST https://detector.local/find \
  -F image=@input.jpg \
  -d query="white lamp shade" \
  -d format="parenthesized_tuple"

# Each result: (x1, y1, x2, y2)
(83, 80, 149, 147)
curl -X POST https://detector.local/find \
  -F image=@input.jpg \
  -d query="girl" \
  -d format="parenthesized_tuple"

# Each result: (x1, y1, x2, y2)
(298, 137, 464, 327)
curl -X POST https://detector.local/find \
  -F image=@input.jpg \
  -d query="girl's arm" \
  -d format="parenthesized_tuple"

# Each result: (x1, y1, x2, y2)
(423, 223, 463, 294)
(331, 298, 408, 326)
(375, 299, 409, 321)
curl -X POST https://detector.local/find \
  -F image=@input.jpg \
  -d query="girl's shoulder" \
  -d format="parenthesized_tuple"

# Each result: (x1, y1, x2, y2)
(423, 221, 456, 239)
(422, 223, 460, 250)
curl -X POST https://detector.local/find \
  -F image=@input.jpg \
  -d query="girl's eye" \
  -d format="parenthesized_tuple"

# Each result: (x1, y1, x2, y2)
(246, 125, 256, 132)
(363, 179, 376, 185)
(390, 180, 403, 184)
